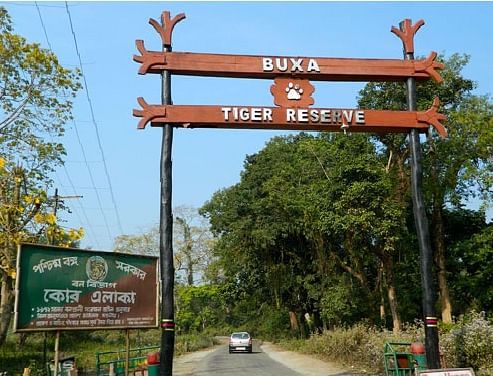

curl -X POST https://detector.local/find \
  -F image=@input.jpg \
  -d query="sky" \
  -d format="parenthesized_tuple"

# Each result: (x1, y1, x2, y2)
(1, 1, 492, 251)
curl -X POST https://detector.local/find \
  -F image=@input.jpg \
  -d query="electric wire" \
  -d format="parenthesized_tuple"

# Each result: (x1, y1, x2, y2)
(35, 2, 52, 50)
(34, 1, 101, 248)
(64, 2, 125, 238)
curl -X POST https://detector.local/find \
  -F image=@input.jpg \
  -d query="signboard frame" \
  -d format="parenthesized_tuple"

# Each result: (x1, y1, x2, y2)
(418, 368, 475, 376)
(14, 243, 159, 332)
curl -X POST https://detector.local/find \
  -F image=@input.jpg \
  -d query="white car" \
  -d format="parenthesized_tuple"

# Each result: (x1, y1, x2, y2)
(229, 332, 252, 353)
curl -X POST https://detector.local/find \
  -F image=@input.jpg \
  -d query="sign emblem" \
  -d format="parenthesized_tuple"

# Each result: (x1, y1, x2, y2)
(86, 256, 108, 281)
(270, 78, 315, 108)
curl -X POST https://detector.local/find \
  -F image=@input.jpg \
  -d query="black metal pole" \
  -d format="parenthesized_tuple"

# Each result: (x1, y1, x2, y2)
(401, 22, 441, 369)
(159, 43, 175, 376)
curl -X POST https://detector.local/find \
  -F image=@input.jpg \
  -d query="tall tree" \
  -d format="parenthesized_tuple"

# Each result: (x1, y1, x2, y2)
(0, 7, 81, 344)
(173, 205, 215, 286)
(449, 223, 493, 312)
(304, 134, 407, 331)
(202, 133, 408, 333)
(113, 206, 214, 285)
(358, 53, 493, 323)
(113, 226, 160, 256)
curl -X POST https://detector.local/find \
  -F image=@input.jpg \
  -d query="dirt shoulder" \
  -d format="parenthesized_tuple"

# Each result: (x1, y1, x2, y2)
(260, 342, 353, 376)
(173, 346, 217, 375)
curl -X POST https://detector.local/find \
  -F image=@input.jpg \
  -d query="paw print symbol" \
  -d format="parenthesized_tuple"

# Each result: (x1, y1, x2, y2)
(286, 82, 304, 100)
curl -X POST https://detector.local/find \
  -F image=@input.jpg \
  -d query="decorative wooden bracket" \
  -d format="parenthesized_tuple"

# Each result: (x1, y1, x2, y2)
(149, 11, 186, 47)
(416, 98, 447, 137)
(391, 18, 425, 55)
(415, 51, 444, 83)
(133, 40, 165, 74)
(133, 97, 166, 129)
(133, 98, 447, 138)
(133, 49, 443, 83)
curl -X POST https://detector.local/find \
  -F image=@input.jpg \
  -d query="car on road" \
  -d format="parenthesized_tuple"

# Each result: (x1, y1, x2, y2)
(229, 332, 252, 353)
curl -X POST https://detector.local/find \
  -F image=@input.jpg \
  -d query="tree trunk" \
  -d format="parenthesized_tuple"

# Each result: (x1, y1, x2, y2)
(0, 272, 14, 345)
(298, 312, 308, 339)
(311, 310, 323, 334)
(378, 263, 386, 324)
(288, 310, 299, 334)
(432, 204, 453, 323)
(382, 254, 402, 333)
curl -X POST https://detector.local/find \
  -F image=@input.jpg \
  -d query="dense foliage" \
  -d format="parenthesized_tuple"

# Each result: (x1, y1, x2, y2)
(193, 53, 493, 374)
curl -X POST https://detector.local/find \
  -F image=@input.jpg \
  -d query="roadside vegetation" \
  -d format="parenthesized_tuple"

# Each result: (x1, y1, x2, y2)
(281, 311, 493, 376)
(1, 5, 492, 376)
(0, 330, 218, 375)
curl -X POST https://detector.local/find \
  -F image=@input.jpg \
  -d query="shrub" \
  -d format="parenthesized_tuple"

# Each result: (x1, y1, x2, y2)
(282, 322, 424, 374)
(440, 311, 493, 375)
(281, 314, 493, 375)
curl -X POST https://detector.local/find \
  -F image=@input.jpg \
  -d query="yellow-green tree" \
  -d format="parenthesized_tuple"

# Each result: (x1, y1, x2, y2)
(0, 7, 81, 344)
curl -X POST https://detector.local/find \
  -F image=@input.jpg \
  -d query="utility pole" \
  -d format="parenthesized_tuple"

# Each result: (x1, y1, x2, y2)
(50, 188, 82, 376)
(52, 188, 83, 217)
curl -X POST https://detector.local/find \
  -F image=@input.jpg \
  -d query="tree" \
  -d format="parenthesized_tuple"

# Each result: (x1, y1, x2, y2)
(310, 133, 408, 332)
(0, 7, 81, 345)
(358, 53, 493, 323)
(0, 161, 84, 345)
(445, 211, 492, 313)
(173, 205, 215, 286)
(202, 133, 408, 333)
(113, 225, 160, 256)
(175, 284, 223, 333)
(113, 206, 214, 285)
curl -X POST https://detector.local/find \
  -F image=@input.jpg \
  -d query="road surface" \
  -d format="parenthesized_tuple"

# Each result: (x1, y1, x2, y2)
(173, 341, 354, 376)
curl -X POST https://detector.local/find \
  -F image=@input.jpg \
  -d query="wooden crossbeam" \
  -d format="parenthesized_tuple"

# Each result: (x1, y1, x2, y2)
(133, 43, 443, 83)
(133, 98, 447, 138)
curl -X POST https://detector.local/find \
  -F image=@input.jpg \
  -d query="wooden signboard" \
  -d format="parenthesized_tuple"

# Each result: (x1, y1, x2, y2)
(133, 13, 447, 138)
(133, 97, 447, 138)
(14, 243, 159, 331)
(134, 43, 443, 83)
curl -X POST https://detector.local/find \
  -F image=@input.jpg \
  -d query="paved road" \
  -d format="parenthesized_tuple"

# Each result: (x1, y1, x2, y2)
(176, 343, 302, 376)
(173, 342, 353, 376)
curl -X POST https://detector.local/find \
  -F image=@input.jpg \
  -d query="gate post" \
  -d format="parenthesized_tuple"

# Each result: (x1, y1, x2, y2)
(151, 11, 186, 376)
(394, 19, 441, 369)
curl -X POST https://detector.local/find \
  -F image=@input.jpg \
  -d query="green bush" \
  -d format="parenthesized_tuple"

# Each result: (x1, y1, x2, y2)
(440, 311, 493, 376)
(175, 333, 219, 354)
(254, 307, 291, 340)
(280, 314, 493, 375)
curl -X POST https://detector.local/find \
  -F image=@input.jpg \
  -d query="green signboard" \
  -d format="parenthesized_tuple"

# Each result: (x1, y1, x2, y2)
(14, 243, 159, 332)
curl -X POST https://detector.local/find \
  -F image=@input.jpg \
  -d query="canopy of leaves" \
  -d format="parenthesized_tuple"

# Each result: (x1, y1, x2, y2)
(0, 8, 82, 345)
(0, 7, 81, 183)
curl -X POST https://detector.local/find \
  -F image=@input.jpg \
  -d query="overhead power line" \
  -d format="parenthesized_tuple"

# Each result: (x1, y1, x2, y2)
(34, 1, 101, 248)
(64, 2, 125, 238)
